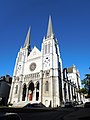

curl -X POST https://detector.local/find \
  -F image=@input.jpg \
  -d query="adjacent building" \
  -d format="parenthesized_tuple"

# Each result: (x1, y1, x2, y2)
(8, 16, 82, 107)
(62, 65, 82, 103)
(0, 75, 12, 105)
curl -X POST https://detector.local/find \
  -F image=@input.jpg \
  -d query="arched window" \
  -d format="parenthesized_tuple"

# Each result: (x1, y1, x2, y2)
(44, 44, 47, 54)
(15, 85, 18, 94)
(45, 81, 49, 91)
(18, 52, 22, 62)
(48, 43, 50, 53)
(63, 68, 68, 79)
(36, 82, 39, 90)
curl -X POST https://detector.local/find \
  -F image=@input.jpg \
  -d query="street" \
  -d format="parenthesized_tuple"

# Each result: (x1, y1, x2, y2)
(0, 106, 90, 120)
(18, 107, 90, 120)
(18, 108, 75, 120)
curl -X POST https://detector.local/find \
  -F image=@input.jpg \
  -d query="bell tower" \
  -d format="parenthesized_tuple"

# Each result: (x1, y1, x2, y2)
(13, 27, 31, 77)
(41, 16, 63, 107)
(8, 28, 31, 104)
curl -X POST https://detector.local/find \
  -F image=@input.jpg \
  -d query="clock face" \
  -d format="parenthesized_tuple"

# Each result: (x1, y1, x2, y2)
(30, 63, 36, 71)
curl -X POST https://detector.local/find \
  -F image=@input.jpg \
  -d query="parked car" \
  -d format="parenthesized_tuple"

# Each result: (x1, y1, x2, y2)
(81, 101, 83, 104)
(64, 101, 74, 108)
(73, 101, 79, 106)
(0, 113, 21, 120)
(84, 102, 90, 108)
(78, 101, 83, 105)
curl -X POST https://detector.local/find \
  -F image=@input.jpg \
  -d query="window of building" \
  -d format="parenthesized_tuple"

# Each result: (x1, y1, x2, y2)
(45, 44, 47, 54)
(48, 43, 50, 53)
(46, 71, 49, 77)
(15, 85, 18, 94)
(45, 81, 49, 91)
(18, 52, 22, 62)
(63, 68, 68, 79)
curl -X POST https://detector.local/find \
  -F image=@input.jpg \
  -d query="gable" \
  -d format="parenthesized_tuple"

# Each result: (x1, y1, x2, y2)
(28, 46, 41, 60)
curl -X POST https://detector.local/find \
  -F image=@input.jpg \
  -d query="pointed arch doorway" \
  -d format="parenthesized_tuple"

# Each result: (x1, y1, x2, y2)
(28, 82, 34, 101)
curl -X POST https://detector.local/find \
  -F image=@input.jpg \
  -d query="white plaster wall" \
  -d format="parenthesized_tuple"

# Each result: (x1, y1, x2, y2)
(24, 59, 41, 74)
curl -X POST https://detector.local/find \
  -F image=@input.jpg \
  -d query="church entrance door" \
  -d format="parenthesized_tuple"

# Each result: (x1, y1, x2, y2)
(28, 82, 34, 101)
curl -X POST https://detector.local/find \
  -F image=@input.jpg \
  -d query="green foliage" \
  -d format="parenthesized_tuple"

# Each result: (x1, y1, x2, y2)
(79, 88, 87, 94)
(81, 74, 90, 95)
(86, 94, 90, 98)
(82, 74, 90, 85)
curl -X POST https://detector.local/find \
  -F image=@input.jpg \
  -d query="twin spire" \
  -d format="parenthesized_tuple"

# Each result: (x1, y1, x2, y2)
(24, 27, 31, 48)
(24, 16, 54, 48)
(46, 16, 54, 38)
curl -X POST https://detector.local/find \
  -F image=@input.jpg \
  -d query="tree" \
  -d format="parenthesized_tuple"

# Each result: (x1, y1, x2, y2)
(81, 74, 90, 98)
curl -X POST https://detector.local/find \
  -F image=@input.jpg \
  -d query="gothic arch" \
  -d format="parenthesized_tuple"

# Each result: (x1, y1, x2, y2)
(36, 81, 39, 90)
(22, 83, 26, 101)
(36, 81, 39, 101)
(63, 68, 68, 79)
(45, 81, 49, 91)
(28, 81, 34, 101)
(28, 81, 34, 92)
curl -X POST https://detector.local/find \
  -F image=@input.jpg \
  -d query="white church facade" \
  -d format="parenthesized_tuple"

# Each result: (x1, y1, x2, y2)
(8, 16, 82, 107)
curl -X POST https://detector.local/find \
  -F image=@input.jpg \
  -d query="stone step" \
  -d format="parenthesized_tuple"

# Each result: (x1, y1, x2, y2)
(12, 101, 40, 108)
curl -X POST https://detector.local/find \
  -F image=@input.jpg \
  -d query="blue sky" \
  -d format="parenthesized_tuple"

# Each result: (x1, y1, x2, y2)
(0, 0, 90, 80)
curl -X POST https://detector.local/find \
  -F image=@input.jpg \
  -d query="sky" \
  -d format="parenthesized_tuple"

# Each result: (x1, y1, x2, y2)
(0, 0, 90, 80)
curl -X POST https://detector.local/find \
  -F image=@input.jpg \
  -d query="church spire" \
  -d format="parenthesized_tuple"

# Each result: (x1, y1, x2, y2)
(46, 16, 54, 38)
(24, 27, 31, 48)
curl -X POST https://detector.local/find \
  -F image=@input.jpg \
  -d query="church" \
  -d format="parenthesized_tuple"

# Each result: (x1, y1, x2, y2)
(8, 16, 82, 107)
(8, 16, 63, 107)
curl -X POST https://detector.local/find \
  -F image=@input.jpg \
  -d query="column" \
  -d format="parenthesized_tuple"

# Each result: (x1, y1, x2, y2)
(69, 84, 72, 101)
(34, 86, 36, 101)
(26, 86, 29, 101)
(62, 79, 65, 103)
(18, 80, 22, 102)
(39, 79, 42, 102)
(66, 82, 69, 101)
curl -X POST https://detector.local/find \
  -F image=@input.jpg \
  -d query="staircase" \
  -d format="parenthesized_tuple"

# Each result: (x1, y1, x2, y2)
(12, 101, 30, 108)
(12, 101, 40, 108)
